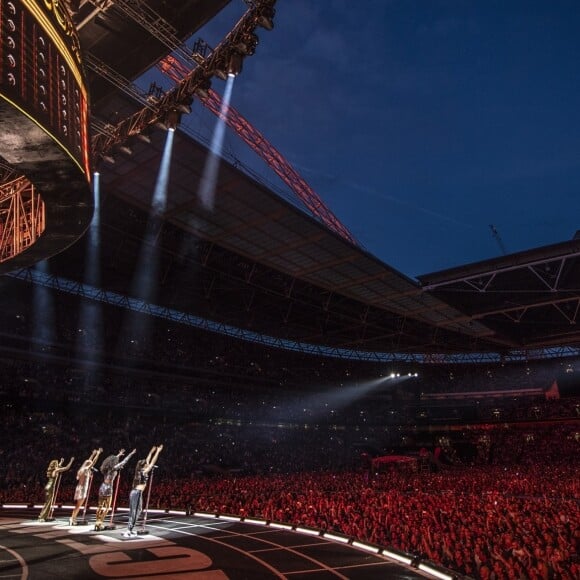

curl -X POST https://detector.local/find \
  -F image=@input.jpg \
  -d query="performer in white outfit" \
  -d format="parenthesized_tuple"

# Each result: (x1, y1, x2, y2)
(70, 448, 103, 525)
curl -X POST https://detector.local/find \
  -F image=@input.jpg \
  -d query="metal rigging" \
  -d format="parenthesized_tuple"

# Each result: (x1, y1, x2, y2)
(157, 55, 358, 245)
(90, 0, 277, 158)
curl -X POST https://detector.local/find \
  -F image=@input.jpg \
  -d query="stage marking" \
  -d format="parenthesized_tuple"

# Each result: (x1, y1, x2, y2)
(0, 544, 28, 580)
(147, 520, 351, 579)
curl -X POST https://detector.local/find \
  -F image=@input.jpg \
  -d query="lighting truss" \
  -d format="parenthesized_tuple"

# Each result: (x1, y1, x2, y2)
(93, 0, 196, 65)
(90, 0, 277, 158)
(8, 268, 580, 364)
(85, 53, 154, 109)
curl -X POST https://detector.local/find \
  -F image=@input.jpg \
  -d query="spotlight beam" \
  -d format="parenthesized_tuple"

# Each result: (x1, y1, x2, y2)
(199, 75, 235, 210)
(278, 376, 392, 422)
(116, 128, 177, 359)
(32, 260, 56, 346)
(77, 172, 102, 361)
(133, 127, 176, 304)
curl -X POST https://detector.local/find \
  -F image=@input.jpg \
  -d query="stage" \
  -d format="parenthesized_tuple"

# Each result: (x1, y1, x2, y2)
(0, 510, 445, 579)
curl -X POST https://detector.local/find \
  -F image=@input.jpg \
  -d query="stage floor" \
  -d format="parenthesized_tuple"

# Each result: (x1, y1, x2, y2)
(0, 511, 434, 579)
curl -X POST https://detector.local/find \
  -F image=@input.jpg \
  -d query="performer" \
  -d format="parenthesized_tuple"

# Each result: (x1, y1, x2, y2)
(124, 445, 163, 537)
(38, 456, 74, 522)
(70, 448, 103, 525)
(94, 448, 136, 531)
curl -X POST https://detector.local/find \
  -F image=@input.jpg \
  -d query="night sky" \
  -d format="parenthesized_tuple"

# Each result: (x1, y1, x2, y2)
(141, 0, 580, 278)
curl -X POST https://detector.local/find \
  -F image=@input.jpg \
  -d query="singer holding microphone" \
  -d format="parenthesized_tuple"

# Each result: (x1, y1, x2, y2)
(123, 444, 163, 538)
(70, 448, 103, 526)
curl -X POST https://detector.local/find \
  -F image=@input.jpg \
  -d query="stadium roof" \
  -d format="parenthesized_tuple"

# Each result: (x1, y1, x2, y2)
(419, 237, 580, 350)
(10, 0, 580, 360)
(73, 115, 580, 356)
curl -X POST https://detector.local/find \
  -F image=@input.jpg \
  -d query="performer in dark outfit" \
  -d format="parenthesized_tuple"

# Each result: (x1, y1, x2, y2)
(38, 456, 74, 522)
(123, 445, 163, 537)
(70, 448, 102, 525)
(94, 448, 136, 531)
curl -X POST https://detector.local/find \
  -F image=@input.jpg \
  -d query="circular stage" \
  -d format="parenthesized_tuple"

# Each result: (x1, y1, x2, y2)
(0, 509, 453, 579)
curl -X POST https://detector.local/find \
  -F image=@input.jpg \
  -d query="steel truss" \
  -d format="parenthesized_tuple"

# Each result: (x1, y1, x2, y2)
(85, 0, 356, 244)
(422, 250, 580, 329)
(8, 268, 580, 364)
(0, 177, 45, 263)
(85, 53, 154, 109)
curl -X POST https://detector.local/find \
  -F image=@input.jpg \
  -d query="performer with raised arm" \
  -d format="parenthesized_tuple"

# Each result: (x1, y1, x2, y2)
(123, 444, 163, 538)
(70, 448, 103, 526)
(94, 448, 136, 531)
(38, 456, 74, 522)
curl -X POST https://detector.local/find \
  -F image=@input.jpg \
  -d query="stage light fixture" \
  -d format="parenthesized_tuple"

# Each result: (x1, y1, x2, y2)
(382, 549, 413, 565)
(165, 108, 182, 130)
(234, 32, 258, 55)
(194, 78, 212, 100)
(100, 153, 115, 165)
(153, 118, 169, 131)
(256, 6, 275, 30)
(175, 97, 193, 115)
(211, 58, 229, 81)
(417, 563, 454, 580)
(116, 143, 132, 156)
(136, 130, 152, 144)
(228, 52, 244, 76)
(213, 68, 228, 81)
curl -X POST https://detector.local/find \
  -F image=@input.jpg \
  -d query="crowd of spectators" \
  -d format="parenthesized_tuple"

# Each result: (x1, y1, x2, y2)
(1, 353, 578, 436)
(0, 283, 576, 399)
(0, 290, 579, 579)
(0, 387, 578, 579)
(181, 465, 578, 579)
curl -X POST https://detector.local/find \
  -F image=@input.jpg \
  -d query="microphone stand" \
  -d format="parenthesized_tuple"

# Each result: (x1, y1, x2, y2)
(79, 470, 95, 525)
(48, 472, 62, 521)
(138, 467, 156, 535)
(106, 472, 122, 530)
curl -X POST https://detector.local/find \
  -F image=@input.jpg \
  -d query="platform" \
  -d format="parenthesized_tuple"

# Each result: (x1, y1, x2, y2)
(0, 510, 447, 579)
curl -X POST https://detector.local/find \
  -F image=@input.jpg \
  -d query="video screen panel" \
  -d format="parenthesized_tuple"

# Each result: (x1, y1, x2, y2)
(0, 0, 90, 179)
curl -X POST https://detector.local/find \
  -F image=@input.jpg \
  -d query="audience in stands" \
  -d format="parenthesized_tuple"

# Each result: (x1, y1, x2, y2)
(0, 307, 578, 579)
(0, 392, 577, 580)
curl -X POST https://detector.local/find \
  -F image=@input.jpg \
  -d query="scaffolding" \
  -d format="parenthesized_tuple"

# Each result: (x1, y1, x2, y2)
(0, 176, 46, 263)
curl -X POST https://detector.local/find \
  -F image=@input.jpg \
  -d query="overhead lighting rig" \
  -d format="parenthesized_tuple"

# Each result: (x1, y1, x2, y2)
(244, 0, 276, 30)
(228, 52, 244, 76)
(91, 0, 277, 161)
(233, 31, 259, 56)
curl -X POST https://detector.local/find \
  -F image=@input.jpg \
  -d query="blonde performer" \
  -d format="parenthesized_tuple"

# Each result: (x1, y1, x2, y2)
(38, 456, 74, 522)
